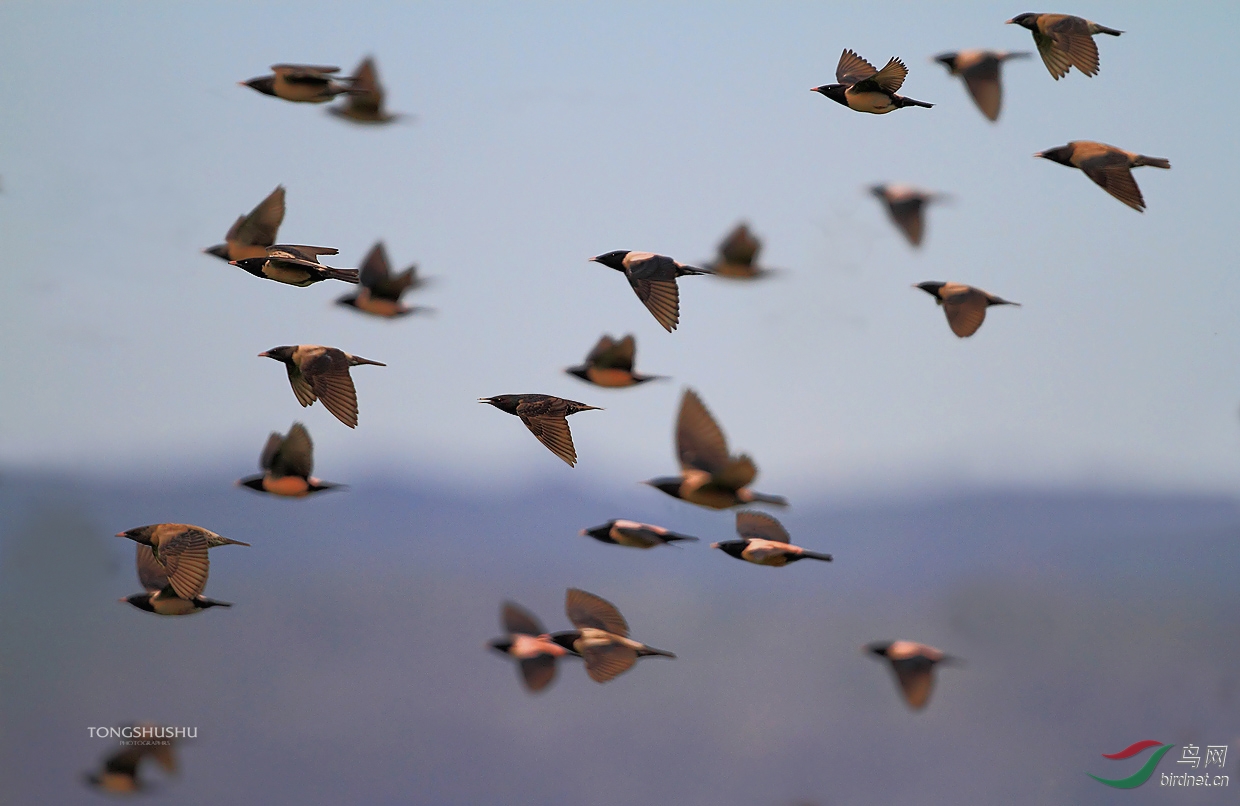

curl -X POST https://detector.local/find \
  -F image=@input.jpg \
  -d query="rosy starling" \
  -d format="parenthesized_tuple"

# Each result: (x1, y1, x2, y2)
(933, 50, 1029, 122)
(710, 511, 833, 567)
(813, 49, 933, 114)
(259, 345, 386, 429)
(336, 241, 430, 318)
(328, 56, 404, 124)
(240, 64, 357, 103)
(478, 394, 601, 467)
(870, 185, 945, 247)
(237, 422, 341, 497)
(120, 545, 233, 616)
(85, 726, 178, 793)
(548, 588, 675, 683)
(231, 244, 360, 287)
(115, 524, 248, 601)
(204, 185, 285, 262)
(914, 282, 1019, 338)
(579, 519, 700, 549)
(566, 334, 663, 388)
(589, 251, 713, 332)
(706, 223, 774, 279)
(644, 389, 787, 509)
(866, 640, 957, 710)
(1006, 13, 1122, 79)
(488, 601, 572, 692)
(1034, 141, 1169, 212)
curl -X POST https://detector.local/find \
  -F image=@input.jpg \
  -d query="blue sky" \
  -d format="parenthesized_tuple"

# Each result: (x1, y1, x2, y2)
(2, 2, 1237, 498)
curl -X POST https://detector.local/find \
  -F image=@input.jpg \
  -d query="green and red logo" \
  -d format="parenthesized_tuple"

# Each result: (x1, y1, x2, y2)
(1088, 740, 1175, 788)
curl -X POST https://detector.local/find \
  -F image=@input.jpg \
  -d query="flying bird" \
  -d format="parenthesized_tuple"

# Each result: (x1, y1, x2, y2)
(115, 524, 248, 602)
(1006, 13, 1122, 79)
(566, 334, 663, 388)
(488, 601, 572, 692)
(230, 244, 359, 287)
(914, 282, 1019, 338)
(204, 185, 285, 262)
(237, 422, 341, 497)
(240, 64, 357, 103)
(710, 511, 833, 567)
(259, 345, 386, 429)
(932, 50, 1030, 121)
(548, 588, 675, 683)
(812, 49, 933, 113)
(589, 251, 712, 332)
(706, 223, 774, 279)
(85, 727, 178, 793)
(644, 389, 787, 509)
(579, 519, 700, 549)
(328, 56, 404, 124)
(866, 640, 957, 710)
(478, 394, 601, 467)
(336, 241, 429, 318)
(120, 545, 233, 616)
(870, 185, 945, 247)
(1034, 141, 1170, 212)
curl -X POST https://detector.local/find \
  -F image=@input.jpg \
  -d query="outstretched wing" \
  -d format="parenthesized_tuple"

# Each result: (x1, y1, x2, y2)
(677, 389, 731, 474)
(566, 588, 628, 636)
(736, 510, 791, 544)
(836, 49, 878, 85)
(502, 601, 545, 636)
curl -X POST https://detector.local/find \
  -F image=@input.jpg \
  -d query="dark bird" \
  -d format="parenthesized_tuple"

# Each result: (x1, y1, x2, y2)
(259, 345, 386, 429)
(579, 519, 700, 549)
(644, 389, 787, 509)
(488, 601, 572, 693)
(237, 422, 341, 497)
(812, 49, 933, 114)
(85, 727, 178, 793)
(204, 185, 285, 262)
(933, 50, 1030, 121)
(566, 334, 663, 388)
(870, 185, 945, 247)
(328, 56, 404, 124)
(710, 511, 833, 567)
(336, 241, 430, 318)
(1006, 13, 1122, 79)
(589, 251, 713, 332)
(231, 244, 359, 287)
(115, 524, 249, 602)
(240, 64, 356, 103)
(478, 394, 601, 467)
(548, 588, 675, 683)
(1034, 141, 1170, 212)
(706, 223, 774, 279)
(120, 545, 232, 616)
(866, 640, 958, 710)
(914, 282, 1019, 338)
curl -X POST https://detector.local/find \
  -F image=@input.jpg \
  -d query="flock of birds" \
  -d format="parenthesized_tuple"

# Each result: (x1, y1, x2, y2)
(86, 13, 1171, 794)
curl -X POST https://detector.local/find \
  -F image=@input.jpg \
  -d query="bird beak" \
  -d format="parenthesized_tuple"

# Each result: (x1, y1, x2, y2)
(578, 529, 588, 536)
(257, 351, 270, 358)
(709, 542, 721, 549)
(1032, 151, 1045, 159)
(477, 398, 492, 403)
(228, 260, 240, 266)
(117, 597, 128, 603)
(1004, 18, 1016, 24)
(587, 256, 599, 263)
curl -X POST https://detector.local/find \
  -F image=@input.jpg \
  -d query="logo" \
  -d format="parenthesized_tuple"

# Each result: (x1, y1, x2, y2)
(1088, 740, 1175, 789)
(1088, 741, 1230, 789)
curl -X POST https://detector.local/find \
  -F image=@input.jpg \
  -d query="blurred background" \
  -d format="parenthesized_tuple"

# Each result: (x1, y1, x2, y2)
(1, 1, 1237, 803)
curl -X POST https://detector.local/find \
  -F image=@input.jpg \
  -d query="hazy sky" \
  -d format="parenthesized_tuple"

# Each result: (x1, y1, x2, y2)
(3, 2, 1238, 498)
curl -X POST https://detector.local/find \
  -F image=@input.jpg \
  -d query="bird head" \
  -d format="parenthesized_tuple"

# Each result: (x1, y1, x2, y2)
(579, 523, 612, 541)
(932, 52, 959, 71)
(710, 539, 749, 560)
(239, 76, 276, 96)
(548, 632, 581, 654)
(564, 365, 591, 383)
(116, 525, 156, 545)
(865, 641, 894, 658)
(203, 244, 230, 260)
(589, 251, 630, 272)
(868, 184, 890, 200)
(1032, 144, 1074, 166)
(119, 593, 156, 612)
(913, 281, 946, 299)
(258, 346, 297, 363)
(1005, 13, 1038, 29)
(641, 477, 684, 497)
(811, 84, 848, 105)
(487, 637, 514, 654)
(478, 395, 520, 414)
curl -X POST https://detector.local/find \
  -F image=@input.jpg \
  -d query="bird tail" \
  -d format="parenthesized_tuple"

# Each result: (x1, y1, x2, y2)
(1134, 155, 1170, 169)
(213, 536, 251, 547)
(799, 550, 834, 562)
(664, 532, 700, 544)
(744, 491, 789, 507)
(897, 96, 934, 109)
(1092, 24, 1123, 36)
(326, 267, 361, 284)
(200, 598, 234, 608)
(349, 355, 387, 367)
(638, 646, 676, 659)
(679, 265, 715, 276)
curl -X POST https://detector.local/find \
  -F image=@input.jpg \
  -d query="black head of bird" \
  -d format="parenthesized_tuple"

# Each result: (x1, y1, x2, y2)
(116, 526, 155, 544)
(589, 251, 630, 271)
(548, 631, 581, 654)
(230, 257, 268, 277)
(811, 84, 848, 105)
(487, 637, 514, 654)
(120, 593, 157, 613)
(933, 53, 959, 71)
(641, 477, 684, 497)
(204, 244, 230, 260)
(1005, 13, 1038, 29)
(709, 539, 748, 560)
(914, 281, 947, 300)
(258, 346, 297, 363)
(478, 395, 520, 415)
(240, 76, 276, 96)
(1033, 145, 1074, 166)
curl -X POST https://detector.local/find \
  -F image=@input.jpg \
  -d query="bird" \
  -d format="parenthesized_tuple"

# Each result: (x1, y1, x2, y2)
(812, 49, 933, 114)
(589, 251, 713, 332)
(120, 545, 233, 616)
(488, 601, 572, 692)
(478, 394, 601, 467)
(705, 223, 774, 279)
(336, 241, 430, 318)
(240, 64, 357, 103)
(115, 524, 249, 602)
(230, 244, 360, 287)
(914, 282, 1019, 338)
(932, 50, 1030, 121)
(237, 422, 341, 497)
(1006, 13, 1122, 79)
(204, 185, 285, 262)
(566, 334, 663, 388)
(710, 511, 833, 567)
(85, 727, 178, 793)
(259, 345, 386, 429)
(870, 185, 945, 247)
(548, 588, 675, 683)
(644, 388, 787, 509)
(866, 640, 957, 710)
(1034, 141, 1170, 212)
(328, 56, 404, 124)
(579, 519, 700, 549)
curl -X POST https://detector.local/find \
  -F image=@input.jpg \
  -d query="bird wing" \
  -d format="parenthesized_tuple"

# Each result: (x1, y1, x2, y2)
(713, 454, 757, 490)
(1078, 159, 1145, 211)
(584, 334, 616, 365)
(284, 363, 318, 408)
(836, 49, 877, 85)
(590, 334, 636, 371)
(358, 242, 392, 289)
(258, 431, 284, 471)
(566, 588, 629, 636)
(135, 545, 168, 592)
(502, 601, 545, 636)
(345, 57, 384, 114)
(303, 350, 360, 428)
(270, 422, 314, 478)
(1033, 30, 1073, 80)
(942, 289, 989, 337)
(628, 277, 680, 332)
(677, 389, 731, 474)
(268, 244, 338, 263)
(1047, 15, 1100, 76)
(518, 655, 558, 691)
(233, 186, 285, 247)
(719, 224, 759, 266)
(271, 64, 341, 77)
(581, 644, 638, 684)
(892, 660, 936, 709)
(157, 528, 210, 600)
(867, 57, 908, 93)
(962, 62, 1002, 121)
(736, 510, 791, 543)
(518, 413, 577, 466)
(887, 199, 925, 247)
